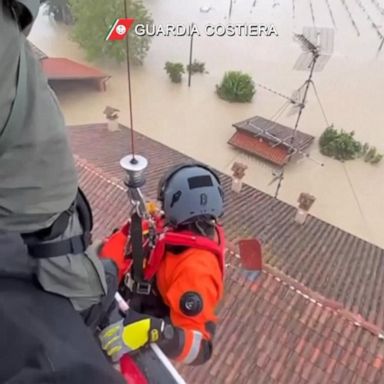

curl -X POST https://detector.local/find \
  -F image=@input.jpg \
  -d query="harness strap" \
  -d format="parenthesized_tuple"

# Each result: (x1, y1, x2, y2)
(144, 226, 225, 281)
(24, 233, 92, 259)
(131, 212, 145, 282)
(22, 188, 93, 258)
(77, 187, 93, 232)
(22, 202, 76, 243)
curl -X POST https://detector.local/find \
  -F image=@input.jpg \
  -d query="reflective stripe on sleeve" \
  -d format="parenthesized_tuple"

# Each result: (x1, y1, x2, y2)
(180, 330, 202, 364)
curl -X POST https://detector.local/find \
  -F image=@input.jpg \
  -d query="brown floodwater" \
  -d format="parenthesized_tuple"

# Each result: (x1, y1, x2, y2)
(29, 0, 384, 247)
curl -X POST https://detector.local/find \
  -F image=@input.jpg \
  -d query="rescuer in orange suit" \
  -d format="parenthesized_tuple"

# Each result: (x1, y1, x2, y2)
(99, 163, 225, 365)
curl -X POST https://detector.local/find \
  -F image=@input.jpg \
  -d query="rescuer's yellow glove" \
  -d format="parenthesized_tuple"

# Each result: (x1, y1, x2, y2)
(99, 310, 165, 362)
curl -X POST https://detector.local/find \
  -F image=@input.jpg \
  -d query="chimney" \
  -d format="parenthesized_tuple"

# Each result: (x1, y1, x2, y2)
(231, 162, 248, 193)
(294, 192, 316, 225)
(238, 238, 263, 282)
(103, 106, 120, 131)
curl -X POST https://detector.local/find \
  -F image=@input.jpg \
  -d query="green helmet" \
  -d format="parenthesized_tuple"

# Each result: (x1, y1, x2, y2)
(157, 163, 224, 226)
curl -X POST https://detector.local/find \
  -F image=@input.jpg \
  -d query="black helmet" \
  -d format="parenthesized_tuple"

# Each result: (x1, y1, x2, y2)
(157, 163, 224, 226)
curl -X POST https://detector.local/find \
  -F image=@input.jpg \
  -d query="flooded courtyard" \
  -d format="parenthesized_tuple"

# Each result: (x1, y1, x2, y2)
(29, 0, 384, 248)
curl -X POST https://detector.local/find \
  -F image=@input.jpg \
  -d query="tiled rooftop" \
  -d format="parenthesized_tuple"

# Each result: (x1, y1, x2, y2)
(179, 265, 384, 384)
(74, 154, 384, 384)
(27, 42, 110, 91)
(69, 123, 384, 331)
(233, 115, 315, 152)
(41, 58, 108, 80)
(228, 131, 289, 166)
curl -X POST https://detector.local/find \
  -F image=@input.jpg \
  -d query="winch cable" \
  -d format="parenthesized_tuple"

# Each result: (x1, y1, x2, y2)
(123, 0, 136, 162)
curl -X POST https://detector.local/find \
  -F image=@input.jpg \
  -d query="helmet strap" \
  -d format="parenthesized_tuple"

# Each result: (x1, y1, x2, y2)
(179, 219, 216, 239)
(195, 221, 209, 237)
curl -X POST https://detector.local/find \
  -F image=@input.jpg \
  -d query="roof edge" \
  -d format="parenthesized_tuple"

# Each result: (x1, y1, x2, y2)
(227, 243, 384, 341)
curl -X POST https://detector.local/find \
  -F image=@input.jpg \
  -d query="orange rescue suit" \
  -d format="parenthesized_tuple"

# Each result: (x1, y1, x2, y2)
(99, 219, 225, 364)
(156, 247, 224, 364)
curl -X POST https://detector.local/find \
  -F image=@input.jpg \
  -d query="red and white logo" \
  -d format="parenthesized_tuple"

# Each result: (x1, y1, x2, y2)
(106, 18, 135, 41)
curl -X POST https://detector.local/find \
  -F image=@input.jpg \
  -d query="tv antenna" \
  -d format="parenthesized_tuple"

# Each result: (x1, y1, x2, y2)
(272, 27, 334, 198)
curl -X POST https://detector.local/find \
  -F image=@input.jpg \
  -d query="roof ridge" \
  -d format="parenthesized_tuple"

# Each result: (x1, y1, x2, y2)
(227, 245, 384, 341)
(74, 155, 125, 192)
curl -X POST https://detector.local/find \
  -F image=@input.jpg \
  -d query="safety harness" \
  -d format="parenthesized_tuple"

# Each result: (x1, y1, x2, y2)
(21, 188, 93, 258)
(143, 225, 225, 280)
(99, 216, 225, 295)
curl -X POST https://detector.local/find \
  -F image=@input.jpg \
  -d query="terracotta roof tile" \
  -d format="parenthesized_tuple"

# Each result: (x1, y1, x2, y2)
(70, 124, 384, 383)
(287, 371, 302, 384)
(228, 131, 289, 166)
(316, 352, 329, 371)
(299, 362, 311, 381)
(233, 116, 315, 152)
(41, 58, 108, 80)
(326, 358, 337, 375)
(331, 362, 344, 381)
(366, 367, 378, 383)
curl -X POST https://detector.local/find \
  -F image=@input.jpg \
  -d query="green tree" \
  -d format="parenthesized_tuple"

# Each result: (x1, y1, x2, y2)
(364, 146, 377, 163)
(186, 60, 207, 74)
(360, 142, 370, 157)
(320, 127, 383, 164)
(216, 71, 255, 103)
(164, 62, 185, 83)
(42, 0, 73, 24)
(319, 127, 362, 161)
(370, 154, 383, 164)
(318, 126, 338, 157)
(69, 0, 153, 64)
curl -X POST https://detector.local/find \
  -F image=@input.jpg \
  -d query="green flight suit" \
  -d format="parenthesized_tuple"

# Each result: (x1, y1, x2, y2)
(0, 0, 107, 310)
